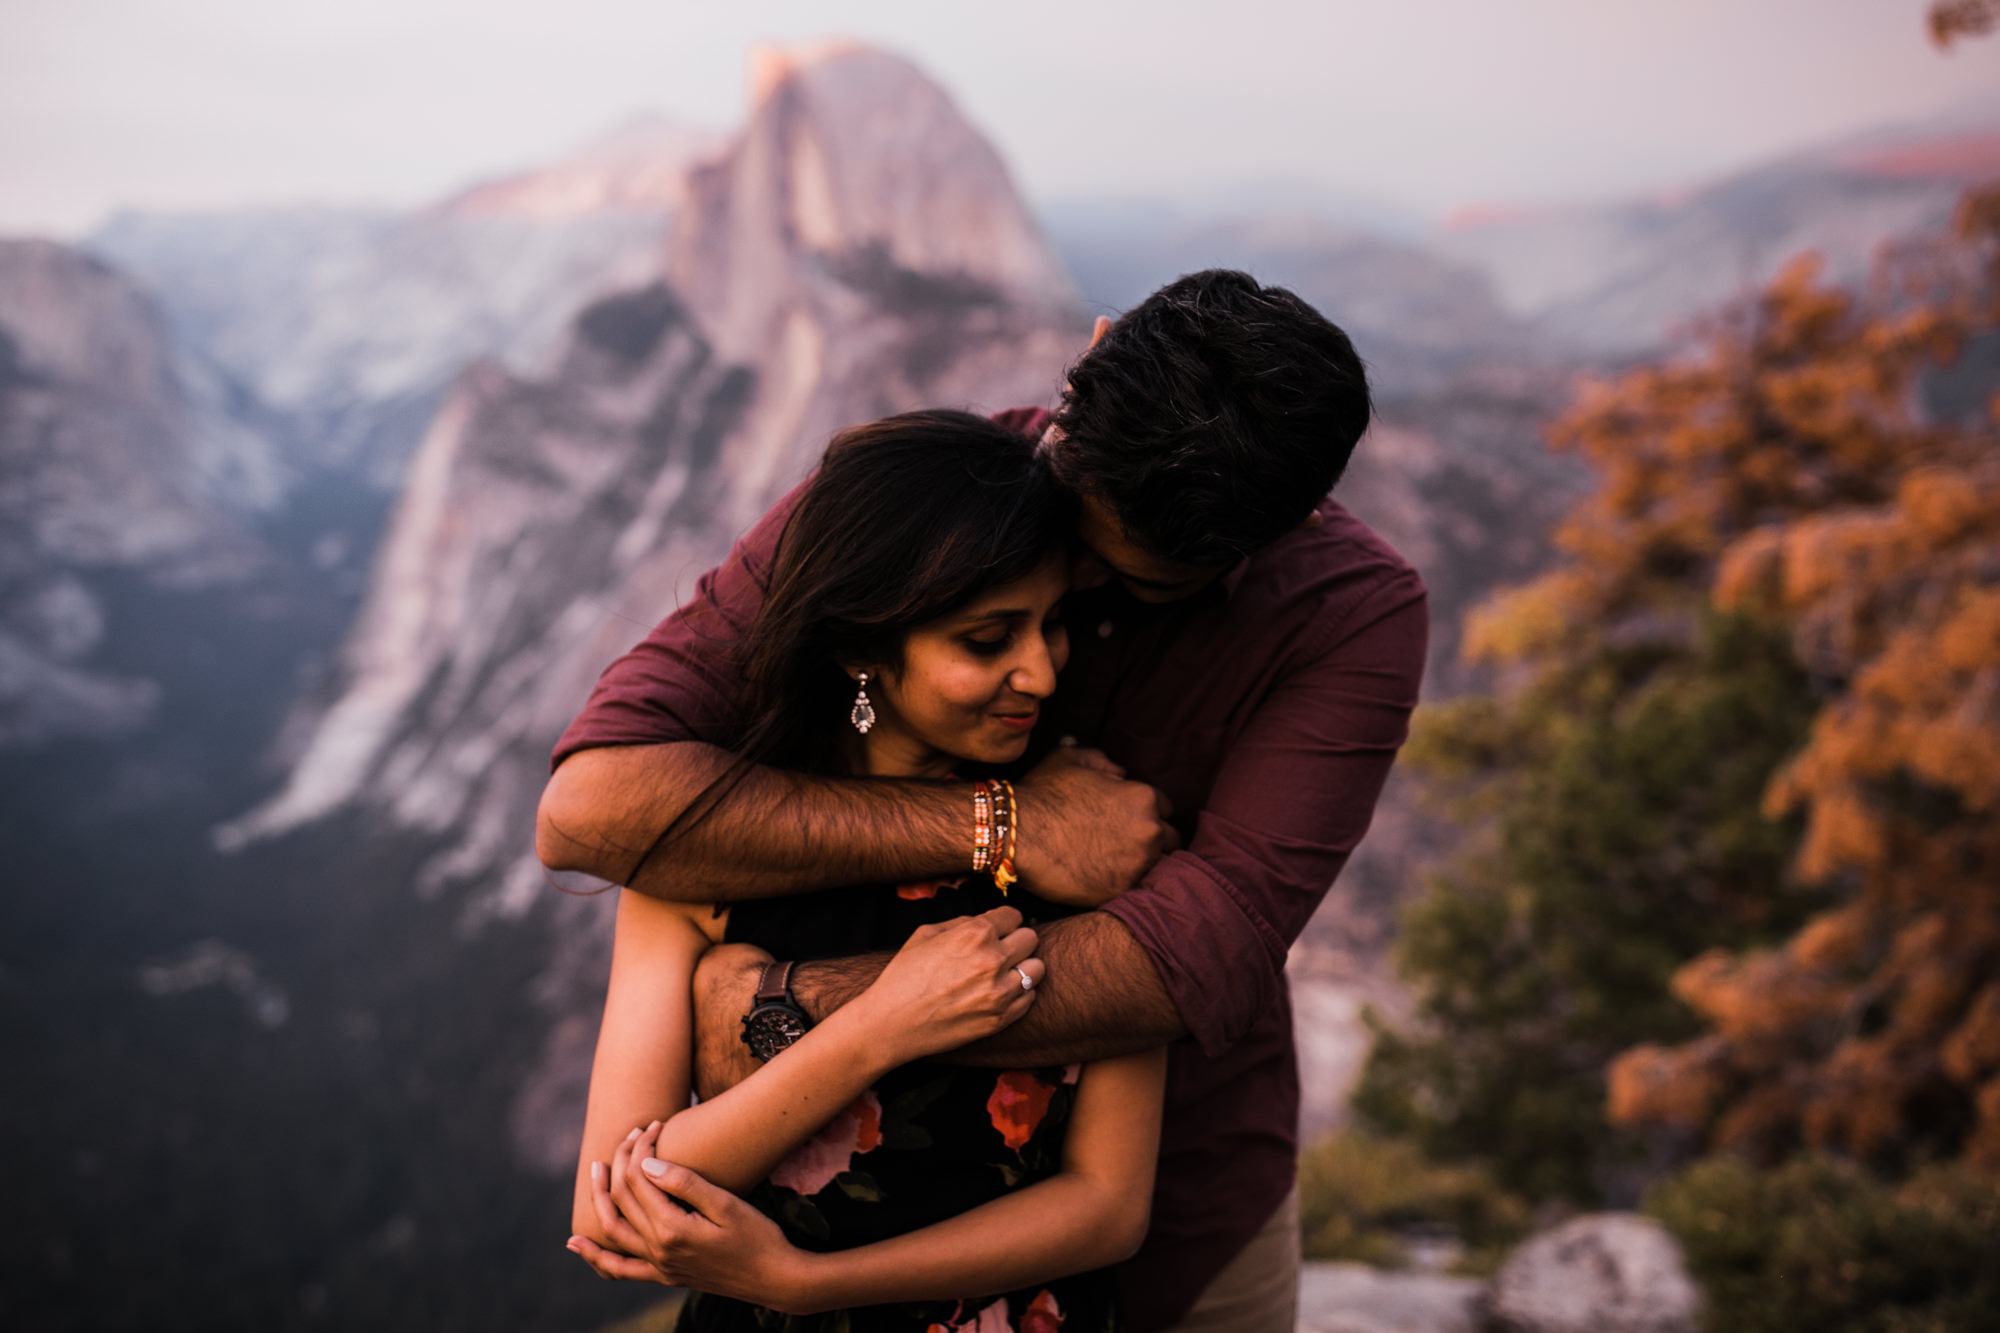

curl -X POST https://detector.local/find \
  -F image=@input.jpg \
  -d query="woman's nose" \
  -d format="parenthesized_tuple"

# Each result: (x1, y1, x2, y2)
(1009, 634, 1061, 698)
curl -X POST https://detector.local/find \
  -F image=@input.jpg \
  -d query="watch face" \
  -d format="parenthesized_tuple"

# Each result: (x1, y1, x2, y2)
(741, 1003, 810, 1062)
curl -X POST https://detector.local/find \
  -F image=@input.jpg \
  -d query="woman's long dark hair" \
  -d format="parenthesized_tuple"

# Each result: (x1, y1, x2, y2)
(643, 409, 1070, 870)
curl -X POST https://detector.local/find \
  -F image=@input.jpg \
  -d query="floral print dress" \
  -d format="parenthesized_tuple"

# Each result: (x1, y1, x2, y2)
(674, 874, 1121, 1333)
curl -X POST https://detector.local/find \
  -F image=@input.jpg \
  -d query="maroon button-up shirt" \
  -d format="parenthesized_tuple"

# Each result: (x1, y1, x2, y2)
(553, 409, 1428, 1330)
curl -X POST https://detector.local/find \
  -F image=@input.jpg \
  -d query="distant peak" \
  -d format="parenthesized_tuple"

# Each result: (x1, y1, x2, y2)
(748, 38, 870, 105)
(435, 115, 726, 220)
(1826, 129, 2000, 182)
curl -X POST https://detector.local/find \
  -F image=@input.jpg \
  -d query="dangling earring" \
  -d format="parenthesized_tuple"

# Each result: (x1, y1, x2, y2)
(850, 672, 876, 734)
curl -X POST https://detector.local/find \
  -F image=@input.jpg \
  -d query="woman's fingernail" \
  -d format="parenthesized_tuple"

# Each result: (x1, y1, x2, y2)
(641, 1157, 667, 1178)
(590, 1161, 603, 1184)
(566, 1237, 583, 1254)
(647, 1119, 661, 1131)
(624, 1127, 640, 1142)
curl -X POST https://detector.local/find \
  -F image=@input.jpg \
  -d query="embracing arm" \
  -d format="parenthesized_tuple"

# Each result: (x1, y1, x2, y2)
(581, 1048, 1169, 1310)
(690, 580, 1429, 1075)
(541, 742, 1174, 906)
(538, 475, 1171, 905)
(774, 910, 1183, 1068)
(540, 745, 972, 902)
(573, 890, 903, 1241)
(573, 893, 1042, 1243)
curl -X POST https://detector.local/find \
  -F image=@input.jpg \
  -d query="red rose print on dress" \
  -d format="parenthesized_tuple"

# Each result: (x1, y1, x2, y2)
(895, 875, 966, 901)
(986, 1070, 1057, 1151)
(769, 1090, 882, 1196)
(1021, 1289, 1065, 1332)
(925, 1297, 1014, 1332)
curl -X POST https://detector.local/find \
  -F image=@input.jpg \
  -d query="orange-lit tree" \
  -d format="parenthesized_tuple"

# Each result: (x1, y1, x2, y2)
(1609, 192, 2000, 1173)
(1929, 0, 2000, 47)
(1360, 191, 2000, 1207)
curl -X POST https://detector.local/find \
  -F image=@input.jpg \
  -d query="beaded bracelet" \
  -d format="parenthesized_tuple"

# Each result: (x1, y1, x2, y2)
(991, 779, 1019, 894)
(972, 778, 1018, 894)
(971, 782, 994, 873)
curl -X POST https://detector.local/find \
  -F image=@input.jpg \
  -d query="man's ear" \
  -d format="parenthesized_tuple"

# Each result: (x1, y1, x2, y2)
(1059, 317, 1115, 403)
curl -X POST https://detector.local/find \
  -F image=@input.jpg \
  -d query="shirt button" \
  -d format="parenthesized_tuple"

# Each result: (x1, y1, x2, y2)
(1096, 621, 1114, 638)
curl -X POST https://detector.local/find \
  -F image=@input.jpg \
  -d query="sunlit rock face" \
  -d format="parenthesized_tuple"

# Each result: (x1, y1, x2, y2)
(213, 285, 753, 879)
(0, 240, 270, 745)
(438, 115, 726, 221)
(217, 44, 1087, 1166)
(667, 42, 1083, 532)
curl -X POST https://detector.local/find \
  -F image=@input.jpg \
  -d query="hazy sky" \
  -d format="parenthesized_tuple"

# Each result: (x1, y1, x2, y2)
(4, 0, 1999, 236)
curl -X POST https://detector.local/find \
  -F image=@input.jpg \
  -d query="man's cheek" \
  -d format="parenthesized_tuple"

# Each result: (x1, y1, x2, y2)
(1069, 551, 1113, 590)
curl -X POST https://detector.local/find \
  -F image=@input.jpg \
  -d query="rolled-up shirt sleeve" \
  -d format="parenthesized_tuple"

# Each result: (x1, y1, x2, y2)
(1099, 571, 1427, 1057)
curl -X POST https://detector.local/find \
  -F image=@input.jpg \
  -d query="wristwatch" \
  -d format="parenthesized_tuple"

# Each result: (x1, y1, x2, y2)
(739, 960, 813, 1062)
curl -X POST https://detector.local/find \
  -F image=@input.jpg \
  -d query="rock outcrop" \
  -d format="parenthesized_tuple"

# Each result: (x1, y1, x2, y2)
(0, 239, 272, 745)
(1485, 1213, 1701, 1333)
(1298, 1261, 1483, 1333)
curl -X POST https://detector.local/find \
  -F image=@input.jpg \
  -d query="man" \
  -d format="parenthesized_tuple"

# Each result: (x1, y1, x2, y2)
(540, 270, 1428, 1332)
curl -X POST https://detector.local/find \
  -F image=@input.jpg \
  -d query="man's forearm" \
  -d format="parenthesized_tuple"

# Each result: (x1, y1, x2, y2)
(794, 913, 1185, 1066)
(538, 742, 971, 901)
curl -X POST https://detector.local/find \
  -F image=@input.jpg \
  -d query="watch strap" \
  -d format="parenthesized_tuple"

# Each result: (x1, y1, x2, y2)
(754, 960, 798, 1007)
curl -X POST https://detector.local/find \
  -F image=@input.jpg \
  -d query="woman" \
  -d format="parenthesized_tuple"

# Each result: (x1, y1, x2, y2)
(568, 411, 1168, 1332)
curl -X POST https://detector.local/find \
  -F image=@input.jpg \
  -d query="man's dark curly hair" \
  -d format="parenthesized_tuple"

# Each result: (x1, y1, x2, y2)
(1052, 269, 1371, 567)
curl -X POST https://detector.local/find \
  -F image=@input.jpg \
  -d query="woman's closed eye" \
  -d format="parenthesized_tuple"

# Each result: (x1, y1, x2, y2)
(961, 632, 1012, 656)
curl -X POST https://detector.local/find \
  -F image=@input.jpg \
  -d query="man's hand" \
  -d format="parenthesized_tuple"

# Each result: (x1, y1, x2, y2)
(1014, 747, 1177, 907)
(690, 942, 771, 1102)
(570, 1122, 818, 1312)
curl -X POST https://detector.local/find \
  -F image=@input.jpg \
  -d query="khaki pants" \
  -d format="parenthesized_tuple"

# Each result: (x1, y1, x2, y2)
(1158, 1185, 1300, 1333)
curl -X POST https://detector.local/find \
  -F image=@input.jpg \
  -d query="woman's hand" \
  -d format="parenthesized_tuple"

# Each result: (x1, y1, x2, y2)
(572, 1121, 822, 1312)
(853, 904, 1042, 1064)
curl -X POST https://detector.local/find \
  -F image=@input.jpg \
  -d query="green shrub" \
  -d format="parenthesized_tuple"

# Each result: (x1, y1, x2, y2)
(1646, 1155, 2000, 1333)
(1297, 1130, 1530, 1274)
(1354, 613, 1818, 1203)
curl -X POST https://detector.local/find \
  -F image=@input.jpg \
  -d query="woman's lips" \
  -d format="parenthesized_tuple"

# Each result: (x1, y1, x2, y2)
(990, 708, 1039, 733)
